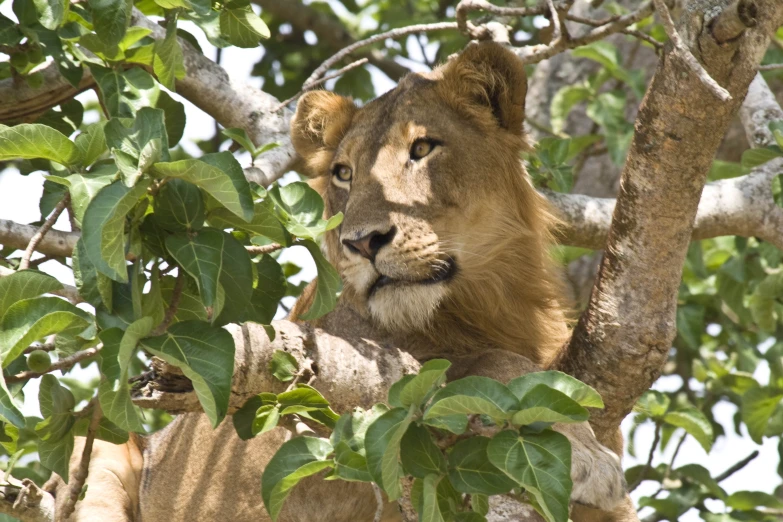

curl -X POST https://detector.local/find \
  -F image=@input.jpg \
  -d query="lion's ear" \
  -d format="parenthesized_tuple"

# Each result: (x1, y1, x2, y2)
(290, 91, 357, 177)
(436, 42, 527, 135)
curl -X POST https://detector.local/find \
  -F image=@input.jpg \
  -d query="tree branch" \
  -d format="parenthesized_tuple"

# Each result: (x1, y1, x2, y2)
(0, 220, 78, 258)
(58, 402, 101, 521)
(0, 477, 55, 522)
(739, 73, 783, 149)
(556, 0, 783, 444)
(252, 0, 409, 82)
(6, 345, 102, 384)
(19, 194, 70, 271)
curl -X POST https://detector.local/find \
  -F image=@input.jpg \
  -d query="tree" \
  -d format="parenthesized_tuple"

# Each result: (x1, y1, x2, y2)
(0, 0, 782, 521)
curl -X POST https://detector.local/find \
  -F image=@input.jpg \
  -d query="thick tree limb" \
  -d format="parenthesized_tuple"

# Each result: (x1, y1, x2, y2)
(252, 0, 408, 82)
(0, 478, 55, 522)
(556, 0, 783, 442)
(739, 73, 783, 148)
(0, 63, 93, 123)
(0, 220, 78, 258)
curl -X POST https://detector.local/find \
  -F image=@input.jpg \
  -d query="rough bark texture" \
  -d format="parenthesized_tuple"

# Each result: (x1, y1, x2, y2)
(556, 0, 783, 442)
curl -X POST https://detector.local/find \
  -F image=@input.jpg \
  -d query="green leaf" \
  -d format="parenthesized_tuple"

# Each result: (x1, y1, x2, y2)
(332, 441, 373, 482)
(388, 375, 416, 409)
(0, 123, 81, 166)
(74, 122, 108, 166)
(165, 228, 224, 309)
(277, 384, 330, 414)
(72, 238, 114, 308)
(424, 377, 519, 423)
(331, 405, 388, 455)
(66, 169, 116, 226)
(487, 430, 572, 522)
(36, 375, 75, 443)
(400, 423, 446, 478)
(365, 406, 415, 500)
(219, 6, 269, 48)
(105, 107, 170, 186)
(33, 0, 68, 30)
(153, 19, 186, 91)
(572, 41, 620, 72)
(209, 203, 289, 245)
(550, 85, 592, 134)
(507, 371, 604, 409)
(725, 491, 783, 510)
(267, 182, 343, 241)
(0, 270, 62, 319)
(38, 428, 74, 483)
(472, 494, 489, 515)
(152, 151, 253, 222)
(741, 387, 783, 444)
(399, 359, 450, 408)
(155, 91, 186, 146)
(297, 240, 341, 320)
(421, 414, 469, 435)
(250, 255, 287, 324)
(634, 390, 670, 418)
(421, 474, 447, 522)
(448, 436, 516, 495)
(749, 272, 783, 332)
(676, 464, 726, 499)
(221, 127, 256, 154)
(82, 178, 150, 282)
(252, 405, 280, 436)
(0, 373, 24, 428)
(663, 407, 714, 451)
(269, 350, 298, 382)
(140, 321, 235, 427)
(0, 297, 92, 368)
(233, 395, 264, 440)
(89, 0, 132, 48)
(511, 385, 589, 426)
(90, 65, 132, 118)
(261, 436, 333, 521)
(212, 230, 254, 325)
(741, 147, 781, 172)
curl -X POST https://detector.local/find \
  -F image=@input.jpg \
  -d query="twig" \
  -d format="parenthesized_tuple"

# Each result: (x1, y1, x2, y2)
(246, 243, 284, 256)
(651, 0, 732, 102)
(628, 421, 661, 492)
(149, 270, 185, 336)
(275, 58, 369, 111)
(715, 450, 759, 482)
(18, 194, 70, 271)
(759, 63, 783, 70)
(58, 401, 101, 521)
(303, 22, 458, 89)
(23, 343, 56, 354)
(372, 483, 384, 522)
(456, 0, 548, 39)
(565, 13, 663, 49)
(29, 255, 54, 268)
(6, 345, 102, 384)
(546, 0, 565, 45)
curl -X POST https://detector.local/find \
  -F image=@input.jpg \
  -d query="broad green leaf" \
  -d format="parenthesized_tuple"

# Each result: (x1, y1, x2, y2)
(97, 327, 145, 432)
(0, 297, 92, 367)
(331, 405, 388, 455)
(233, 395, 264, 440)
(550, 84, 592, 134)
(421, 414, 469, 435)
(424, 376, 519, 423)
(421, 474, 447, 522)
(212, 230, 254, 325)
(74, 416, 129, 445)
(90, 65, 131, 118)
(66, 168, 116, 225)
(400, 423, 446, 478)
(741, 147, 781, 171)
(333, 441, 373, 482)
(277, 384, 330, 414)
(572, 41, 620, 72)
(219, 6, 270, 48)
(676, 464, 726, 499)
(448, 436, 517, 495)
(508, 371, 604, 409)
(399, 359, 450, 408)
(155, 91, 186, 146)
(33, 0, 68, 30)
(0, 124, 81, 166)
(297, 240, 341, 321)
(267, 182, 343, 241)
(165, 228, 224, 309)
(250, 255, 287, 324)
(72, 238, 113, 308)
(741, 387, 783, 444)
(472, 494, 489, 515)
(0, 270, 62, 319)
(89, 0, 132, 48)
(82, 178, 150, 282)
(140, 321, 235, 427)
(726, 491, 783, 510)
(749, 272, 783, 332)
(105, 107, 170, 186)
(511, 385, 589, 426)
(388, 375, 416, 408)
(38, 429, 74, 483)
(152, 151, 253, 222)
(663, 407, 714, 451)
(268, 350, 298, 382)
(221, 127, 256, 154)
(252, 405, 280, 436)
(487, 430, 572, 522)
(0, 373, 24, 428)
(365, 406, 415, 500)
(153, 19, 186, 91)
(209, 204, 289, 245)
(261, 436, 333, 521)
(634, 390, 670, 418)
(36, 375, 75, 443)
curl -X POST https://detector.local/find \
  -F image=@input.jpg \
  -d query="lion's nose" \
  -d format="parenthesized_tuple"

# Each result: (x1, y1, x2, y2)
(342, 226, 397, 262)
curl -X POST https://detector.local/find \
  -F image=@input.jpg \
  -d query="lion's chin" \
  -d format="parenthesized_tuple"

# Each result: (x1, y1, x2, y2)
(368, 284, 447, 332)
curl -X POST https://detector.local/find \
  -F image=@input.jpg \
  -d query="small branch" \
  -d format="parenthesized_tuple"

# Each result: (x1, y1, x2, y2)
(303, 22, 458, 89)
(276, 58, 368, 111)
(759, 63, 783, 70)
(246, 243, 284, 256)
(6, 345, 102, 384)
(58, 402, 101, 521)
(545, 0, 565, 45)
(715, 450, 759, 482)
(18, 195, 70, 271)
(456, 0, 548, 40)
(23, 343, 56, 354)
(0, 477, 55, 522)
(628, 421, 661, 492)
(710, 0, 758, 44)
(0, 219, 79, 258)
(651, 0, 732, 101)
(149, 271, 185, 337)
(372, 483, 384, 522)
(739, 73, 783, 148)
(565, 13, 663, 49)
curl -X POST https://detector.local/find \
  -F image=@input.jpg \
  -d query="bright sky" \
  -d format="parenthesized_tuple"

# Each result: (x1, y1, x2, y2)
(0, 3, 780, 519)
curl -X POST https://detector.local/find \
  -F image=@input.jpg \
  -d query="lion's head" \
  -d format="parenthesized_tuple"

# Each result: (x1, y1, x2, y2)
(290, 42, 568, 365)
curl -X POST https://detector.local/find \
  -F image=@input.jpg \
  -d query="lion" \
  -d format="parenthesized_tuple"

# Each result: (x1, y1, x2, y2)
(48, 42, 633, 522)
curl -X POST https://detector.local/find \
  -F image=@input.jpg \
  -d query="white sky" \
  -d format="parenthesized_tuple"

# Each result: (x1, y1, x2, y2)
(0, 3, 780, 519)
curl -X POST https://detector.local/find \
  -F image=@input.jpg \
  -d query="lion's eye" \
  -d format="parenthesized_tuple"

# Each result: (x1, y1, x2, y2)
(332, 164, 352, 182)
(410, 139, 435, 161)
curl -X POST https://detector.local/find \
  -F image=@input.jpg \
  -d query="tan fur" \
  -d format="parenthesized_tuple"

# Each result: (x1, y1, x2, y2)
(54, 43, 633, 521)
